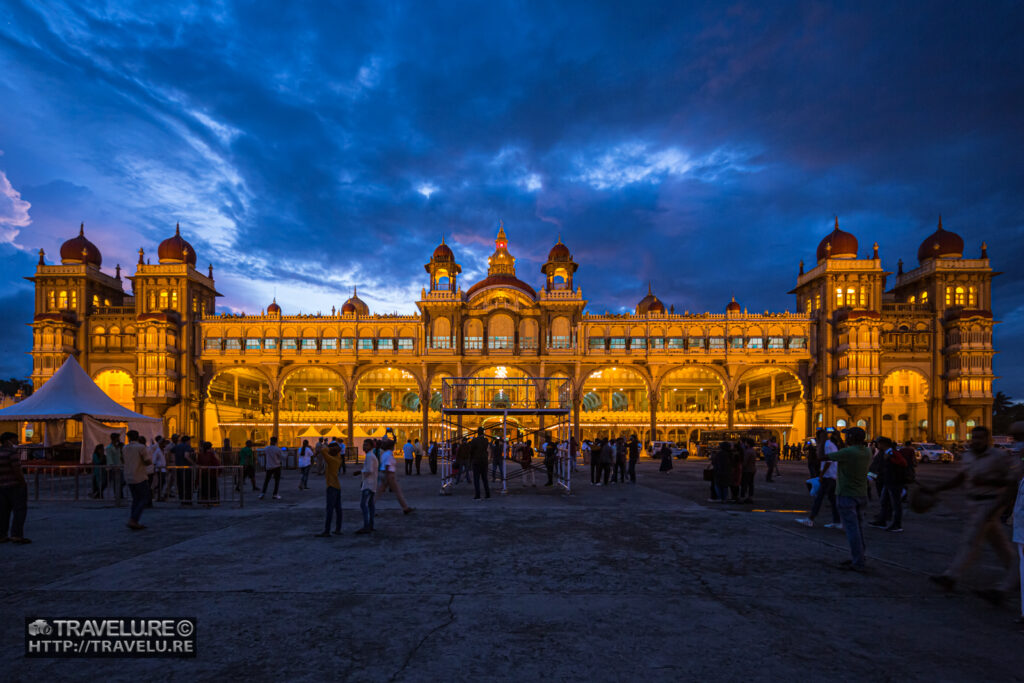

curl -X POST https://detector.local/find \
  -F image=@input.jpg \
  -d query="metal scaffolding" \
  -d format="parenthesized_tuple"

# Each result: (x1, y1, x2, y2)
(438, 376, 572, 495)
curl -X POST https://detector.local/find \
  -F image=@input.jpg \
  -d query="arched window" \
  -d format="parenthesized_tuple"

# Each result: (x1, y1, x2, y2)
(170, 291, 178, 310)
(908, 294, 916, 304)
(47, 291, 56, 310)
(859, 287, 867, 308)
(835, 287, 843, 307)
(58, 290, 68, 308)
(92, 294, 99, 308)
(954, 286, 965, 306)
(434, 268, 449, 289)
(70, 290, 77, 308)
(846, 287, 855, 306)
(148, 291, 156, 310)
(835, 419, 847, 428)
(159, 290, 169, 309)
(968, 286, 977, 306)
(920, 290, 928, 303)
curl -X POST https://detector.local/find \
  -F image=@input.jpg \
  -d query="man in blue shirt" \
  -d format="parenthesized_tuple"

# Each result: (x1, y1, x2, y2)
(402, 439, 415, 475)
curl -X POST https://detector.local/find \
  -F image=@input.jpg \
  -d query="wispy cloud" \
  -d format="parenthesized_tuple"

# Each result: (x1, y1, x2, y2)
(0, 169, 31, 246)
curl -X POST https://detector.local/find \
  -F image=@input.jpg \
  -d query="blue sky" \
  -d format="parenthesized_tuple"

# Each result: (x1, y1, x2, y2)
(1, 1, 1022, 393)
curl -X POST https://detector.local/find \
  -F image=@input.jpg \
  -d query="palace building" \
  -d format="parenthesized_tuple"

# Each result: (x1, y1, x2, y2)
(27, 218, 995, 450)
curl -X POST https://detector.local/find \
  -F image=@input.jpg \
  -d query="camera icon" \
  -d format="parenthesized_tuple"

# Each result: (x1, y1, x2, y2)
(27, 619, 53, 636)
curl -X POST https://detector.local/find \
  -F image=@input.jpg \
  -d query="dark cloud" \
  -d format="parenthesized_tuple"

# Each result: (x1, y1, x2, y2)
(0, 0, 1022, 392)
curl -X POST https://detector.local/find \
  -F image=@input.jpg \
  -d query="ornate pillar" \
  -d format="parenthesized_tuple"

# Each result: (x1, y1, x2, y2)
(727, 391, 735, 430)
(271, 391, 280, 440)
(649, 390, 657, 443)
(346, 393, 355, 452)
(420, 390, 429, 443)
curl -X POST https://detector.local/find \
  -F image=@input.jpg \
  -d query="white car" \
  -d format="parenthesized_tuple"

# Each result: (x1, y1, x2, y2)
(914, 443, 954, 463)
(649, 441, 689, 459)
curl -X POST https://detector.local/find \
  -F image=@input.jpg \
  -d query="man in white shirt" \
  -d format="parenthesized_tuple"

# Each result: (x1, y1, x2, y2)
(378, 429, 413, 514)
(122, 430, 152, 530)
(356, 439, 379, 534)
(797, 430, 842, 528)
(298, 439, 313, 490)
(148, 436, 166, 502)
(260, 436, 283, 500)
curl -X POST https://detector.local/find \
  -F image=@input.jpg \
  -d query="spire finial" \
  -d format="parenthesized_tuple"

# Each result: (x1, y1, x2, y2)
(872, 242, 879, 258)
(353, 286, 357, 296)
(138, 247, 144, 265)
(798, 259, 804, 275)
(441, 234, 445, 245)
(115, 264, 121, 279)
(897, 258, 903, 275)
(981, 241, 988, 258)
(938, 214, 943, 231)
(834, 215, 839, 231)
(38, 248, 45, 266)
(79, 222, 84, 236)
(557, 233, 562, 244)
(175, 222, 181, 236)
(647, 281, 652, 295)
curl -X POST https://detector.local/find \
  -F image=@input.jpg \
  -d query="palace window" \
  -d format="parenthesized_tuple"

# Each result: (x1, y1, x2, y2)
(204, 337, 222, 350)
(709, 337, 725, 350)
(58, 290, 69, 308)
(846, 287, 856, 307)
(789, 337, 807, 349)
(588, 337, 605, 350)
(920, 290, 928, 303)
(521, 336, 538, 349)
(767, 336, 784, 349)
(282, 338, 298, 350)
(608, 337, 626, 350)
(651, 337, 667, 349)
(339, 337, 353, 349)
(805, 298, 812, 314)
(954, 286, 965, 306)
(630, 337, 646, 350)
(548, 335, 569, 349)
(397, 338, 414, 350)
(378, 338, 394, 350)
(300, 338, 317, 350)
(358, 338, 374, 350)
(747, 337, 764, 349)
(245, 338, 261, 350)
(968, 286, 977, 306)
(489, 336, 513, 350)
(264, 338, 278, 350)
(431, 337, 451, 349)
(909, 295, 916, 303)
(729, 336, 744, 349)
(47, 291, 55, 310)
(859, 287, 868, 308)
(159, 290, 169, 309)
(92, 294, 99, 308)
(835, 287, 843, 307)
(465, 336, 483, 350)
(814, 293, 821, 309)
(687, 337, 704, 350)
(322, 338, 338, 350)
(225, 338, 242, 350)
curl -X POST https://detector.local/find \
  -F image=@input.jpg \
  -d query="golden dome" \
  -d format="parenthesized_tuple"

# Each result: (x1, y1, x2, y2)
(60, 223, 102, 267)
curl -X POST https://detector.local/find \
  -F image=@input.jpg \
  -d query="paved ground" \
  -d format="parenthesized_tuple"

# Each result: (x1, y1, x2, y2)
(3, 458, 1022, 682)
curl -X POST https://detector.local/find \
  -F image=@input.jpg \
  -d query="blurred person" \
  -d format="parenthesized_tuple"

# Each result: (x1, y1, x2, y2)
(260, 436, 283, 500)
(658, 442, 673, 474)
(173, 436, 197, 505)
(378, 428, 414, 513)
(197, 441, 221, 507)
(740, 438, 757, 503)
(316, 442, 343, 537)
(822, 427, 872, 572)
(0, 432, 29, 543)
(543, 435, 559, 486)
(403, 438, 415, 476)
(238, 440, 257, 492)
(106, 432, 125, 498)
(869, 437, 908, 532)
(627, 435, 640, 484)
(90, 443, 107, 499)
(471, 428, 491, 500)
(298, 439, 314, 490)
(356, 439, 378, 534)
(428, 440, 439, 475)
(414, 438, 423, 475)
(122, 430, 152, 530)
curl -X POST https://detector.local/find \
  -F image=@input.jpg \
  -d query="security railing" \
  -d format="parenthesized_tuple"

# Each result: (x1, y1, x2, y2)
(22, 464, 246, 507)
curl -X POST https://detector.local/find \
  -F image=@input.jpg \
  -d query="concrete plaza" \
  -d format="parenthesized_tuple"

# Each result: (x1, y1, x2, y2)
(2, 459, 1021, 682)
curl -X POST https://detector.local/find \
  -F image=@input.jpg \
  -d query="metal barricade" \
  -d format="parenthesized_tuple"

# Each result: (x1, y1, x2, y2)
(22, 464, 245, 508)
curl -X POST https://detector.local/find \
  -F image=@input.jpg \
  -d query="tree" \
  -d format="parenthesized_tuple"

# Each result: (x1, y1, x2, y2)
(993, 391, 1013, 415)
(0, 378, 32, 398)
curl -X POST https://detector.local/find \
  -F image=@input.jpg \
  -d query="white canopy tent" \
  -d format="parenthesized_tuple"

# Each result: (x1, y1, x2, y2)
(0, 356, 162, 462)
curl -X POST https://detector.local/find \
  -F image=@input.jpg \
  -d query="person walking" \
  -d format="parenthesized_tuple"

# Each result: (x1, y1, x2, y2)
(520, 439, 536, 487)
(122, 430, 152, 530)
(612, 438, 627, 484)
(162, 435, 178, 500)
(490, 437, 505, 483)
(316, 442, 344, 537)
(869, 437, 907, 532)
(627, 436, 640, 484)
(298, 439, 313, 490)
(797, 436, 842, 529)
(658, 442, 673, 474)
(105, 432, 125, 499)
(260, 436, 283, 500)
(740, 438, 757, 503)
(150, 436, 167, 503)
(413, 438, 424, 475)
(764, 438, 780, 482)
(543, 436, 558, 487)
(90, 443, 107, 499)
(428, 440, 439, 475)
(0, 432, 29, 544)
(590, 438, 601, 485)
(403, 439, 415, 476)
(238, 440, 257, 492)
(378, 428, 414, 514)
(470, 428, 491, 500)
(923, 425, 1019, 603)
(172, 436, 197, 505)
(356, 439, 379, 534)
(196, 441, 221, 507)
(822, 427, 872, 572)
(711, 443, 732, 503)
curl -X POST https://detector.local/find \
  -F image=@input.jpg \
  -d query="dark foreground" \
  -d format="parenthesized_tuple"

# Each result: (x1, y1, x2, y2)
(2, 460, 1021, 682)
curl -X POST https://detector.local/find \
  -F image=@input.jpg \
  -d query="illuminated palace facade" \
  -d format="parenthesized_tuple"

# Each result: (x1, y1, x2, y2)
(28, 219, 995, 449)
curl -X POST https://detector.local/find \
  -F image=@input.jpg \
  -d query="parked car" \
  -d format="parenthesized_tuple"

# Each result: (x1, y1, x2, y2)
(649, 441, 689, 459)
(914, 442, 954, 463)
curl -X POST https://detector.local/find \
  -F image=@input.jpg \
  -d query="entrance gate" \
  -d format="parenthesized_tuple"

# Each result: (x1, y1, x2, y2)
(438, 376, 573, 494)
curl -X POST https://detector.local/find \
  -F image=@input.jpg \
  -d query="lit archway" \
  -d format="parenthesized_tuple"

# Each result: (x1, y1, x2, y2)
(882, 369, 929, 443)
(95, 369, 134, 410)
(205, 367, 274, 445)
(579, 366, 649, 441)
(354, 367, 420, 443)
(657, 366, 728, 446)
(281, 367, 347, 446)
(734, 366, 806, 445)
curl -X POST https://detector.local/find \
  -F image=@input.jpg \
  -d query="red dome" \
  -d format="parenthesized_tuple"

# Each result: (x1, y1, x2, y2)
(917, 216, 963, 262)
(547, 239, 571, 261)
(60, 223, 102, 267)
(726, 296, 741, 313)
(466, 274, 537, 299)
(267, 299, 281, 314)
(816, 217, 858, 261)
(432, 238, 454, 261)
(158, 223, 197, 266)
(636, 284, 665, 314)
(341, 288, 369, 315)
